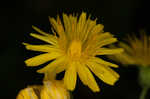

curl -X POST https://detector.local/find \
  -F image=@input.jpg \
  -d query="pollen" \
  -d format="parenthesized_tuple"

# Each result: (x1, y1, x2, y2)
(68, 40, 82, 60)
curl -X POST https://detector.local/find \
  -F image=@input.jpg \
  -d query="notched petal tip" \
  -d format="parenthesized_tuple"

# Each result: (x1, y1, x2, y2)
(92, 87, 100, 92)
(36, 67, 49, 73)
(25, 53, 57, 67)
(22, 42, 28, 46)
(32, 25, 36, 29)
(48, 16, 51, 20)
(25, 59, 37, 67)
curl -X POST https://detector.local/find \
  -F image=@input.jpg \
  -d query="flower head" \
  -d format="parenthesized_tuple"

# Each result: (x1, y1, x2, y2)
(24, 12, 123, 92)
(16, 81, 70, 99)
(108, 31, 150, 66)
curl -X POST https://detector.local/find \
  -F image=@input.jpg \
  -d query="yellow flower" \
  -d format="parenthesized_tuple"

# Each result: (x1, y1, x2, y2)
(16, 81, 70, 99)
(24, 12, 123, 92)
(108, 31, 150, 66)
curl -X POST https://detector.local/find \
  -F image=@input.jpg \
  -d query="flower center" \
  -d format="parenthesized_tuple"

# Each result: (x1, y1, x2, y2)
(68, 40, 82, 60)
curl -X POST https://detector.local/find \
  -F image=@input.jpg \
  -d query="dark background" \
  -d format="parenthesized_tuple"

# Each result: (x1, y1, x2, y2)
(1, 0, 150, 99)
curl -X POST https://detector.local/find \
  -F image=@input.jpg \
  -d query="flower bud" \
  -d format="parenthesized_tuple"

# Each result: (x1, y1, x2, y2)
(40, 81, 70, 99)
(16, 87, 39, 99)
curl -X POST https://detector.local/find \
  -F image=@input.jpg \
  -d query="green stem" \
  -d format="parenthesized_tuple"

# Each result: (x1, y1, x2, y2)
(139, 87, 148, 99)
(70, 92, 74, 99)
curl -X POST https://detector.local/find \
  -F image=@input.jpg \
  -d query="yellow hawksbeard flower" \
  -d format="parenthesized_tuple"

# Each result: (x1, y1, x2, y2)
(108, 31, 150, 66)
(108, 31, 150, 99)
(23, 12, 123, 92)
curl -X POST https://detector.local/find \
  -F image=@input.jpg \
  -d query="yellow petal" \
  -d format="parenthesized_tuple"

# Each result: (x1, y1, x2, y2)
(99, 38, 117, 47)
(55, 63, 68, 74)
(43, 72, 56, 81)
(90, 57, 118, 68)
(68, 15, 78, 39)
(82, 18, 97, 42)
(30, 33, 57, 46)
(77, 62, 100, 92)
(110, 53, 135, 65)
(69, 15, 77, 33)
(37, 56, 66, 73)
(97, 32, 114, 41)
(23, 43, 59, 52)
(108, 43, 135, 65)
(54, 57, 68, 73)
(90, 24, 104, 35)
(49, 16, 65, 37)
(64, 63, 77, 91)
(63, 14, 71, 34)
(32, 25, 50, 36)
(76, 62, 88, 85)
(87, 61, 119, 85)
(49, 17, 58, 33)
(118, 42, 133, 54)
(50, 16, 68, 51)
(77, 12, 86, 34)
(96, 48, 124, 55)
(25, 52, 61, 66)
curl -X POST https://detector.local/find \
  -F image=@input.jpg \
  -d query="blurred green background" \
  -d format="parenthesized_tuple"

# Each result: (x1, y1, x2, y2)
(0, 0, 150, 99)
